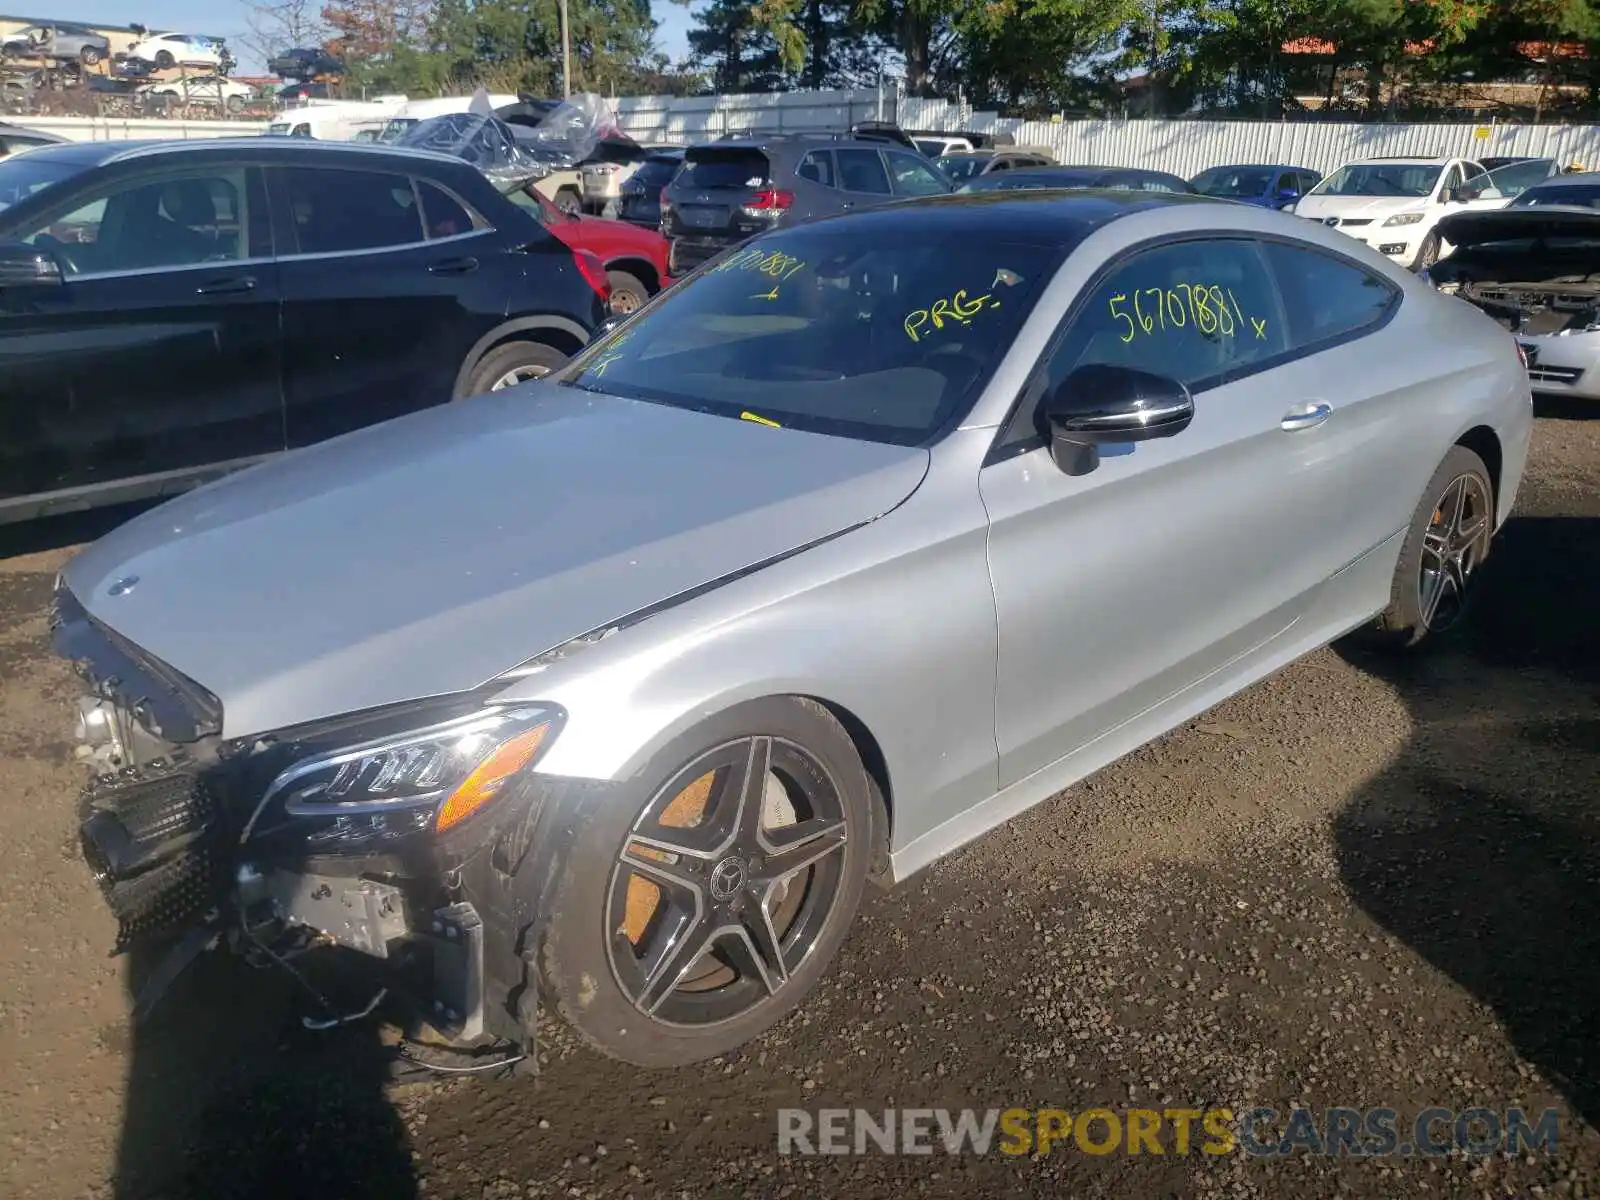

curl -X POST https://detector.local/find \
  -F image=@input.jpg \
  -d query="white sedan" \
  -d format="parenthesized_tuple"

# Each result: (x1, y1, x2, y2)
(127, 32, 227, 70)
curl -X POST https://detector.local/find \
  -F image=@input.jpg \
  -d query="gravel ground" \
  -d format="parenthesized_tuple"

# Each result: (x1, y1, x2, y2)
(1, 406, 1596, 1200)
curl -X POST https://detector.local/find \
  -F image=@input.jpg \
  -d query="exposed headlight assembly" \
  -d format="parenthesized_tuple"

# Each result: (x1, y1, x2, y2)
(253, 705, 558, 845)
(1383, 212, 1425, 227)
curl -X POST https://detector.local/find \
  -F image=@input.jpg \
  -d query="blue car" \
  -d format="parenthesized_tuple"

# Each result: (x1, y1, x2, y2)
(1189, 163, 1322, 209)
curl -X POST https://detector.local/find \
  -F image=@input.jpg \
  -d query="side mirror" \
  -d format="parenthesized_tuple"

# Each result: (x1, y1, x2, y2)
(0, 241, 63, 288)
(1277, 186, 1299, 202)
(1042, 363, 1195, 476)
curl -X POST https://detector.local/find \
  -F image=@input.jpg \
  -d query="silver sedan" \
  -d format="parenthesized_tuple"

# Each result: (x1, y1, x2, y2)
(57, 189, 1531, 1068)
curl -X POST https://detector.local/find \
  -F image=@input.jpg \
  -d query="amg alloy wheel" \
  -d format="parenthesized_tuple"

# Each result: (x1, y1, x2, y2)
(539, 697, 872, 1067)
(1416, 469, 1493, 633)
(1373, 444, 1495, 647)
(604, 735, 849, 1024)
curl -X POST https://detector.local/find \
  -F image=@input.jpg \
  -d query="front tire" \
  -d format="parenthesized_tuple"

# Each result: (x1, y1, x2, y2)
(1372, 444, 1495, 648)
(458, 340, 568, 396)
(79, 45, 102, 65)
(606, 269, 649, 314)
(1411, 231, 1441, 272)
(555, 188, 582, 215)
(540, 697, 873, 1068)
(154, 49, 174, 68)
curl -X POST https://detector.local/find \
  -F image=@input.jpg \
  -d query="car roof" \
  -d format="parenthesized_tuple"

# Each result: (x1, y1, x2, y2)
(1360, 155, 1454, 164)
(1195, 162, 1312, 172)
(6, 137, 469, 170)
(800, 187, 1222, 239)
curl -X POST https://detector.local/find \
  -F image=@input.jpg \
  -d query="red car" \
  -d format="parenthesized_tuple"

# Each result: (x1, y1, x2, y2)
(510, 185, 674, 313)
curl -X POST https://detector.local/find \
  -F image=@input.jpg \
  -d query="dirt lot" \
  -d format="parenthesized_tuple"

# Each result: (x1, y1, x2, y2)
(1, 406, 1597, 1200)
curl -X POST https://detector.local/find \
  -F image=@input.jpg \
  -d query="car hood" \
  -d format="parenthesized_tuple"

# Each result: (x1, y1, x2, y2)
(1293, 194, 1428, 221)
(1436, 204, 1600, 247)
(64, 388, 930, 739)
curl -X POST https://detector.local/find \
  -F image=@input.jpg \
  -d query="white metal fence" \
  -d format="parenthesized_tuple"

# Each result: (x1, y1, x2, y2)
(613, 89, 1600, 175)
(23, 93, 1600, 175)
(26, 116, 268, 142)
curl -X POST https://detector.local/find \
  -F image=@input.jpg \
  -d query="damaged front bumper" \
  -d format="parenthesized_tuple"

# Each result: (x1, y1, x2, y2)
(53, 581, 570, 1050)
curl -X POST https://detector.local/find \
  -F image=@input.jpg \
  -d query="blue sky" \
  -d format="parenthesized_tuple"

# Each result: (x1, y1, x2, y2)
(51, 0, 697, 72)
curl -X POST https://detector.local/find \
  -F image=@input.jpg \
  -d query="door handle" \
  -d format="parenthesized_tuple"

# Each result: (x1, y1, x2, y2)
(1281, 401, 1332, 431)
(428, 256, 479, 275)
(195, 275, 255, 296)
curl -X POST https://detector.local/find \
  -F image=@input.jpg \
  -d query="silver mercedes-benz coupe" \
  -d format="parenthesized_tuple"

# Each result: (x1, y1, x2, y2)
(57, 189, 1531, 1068)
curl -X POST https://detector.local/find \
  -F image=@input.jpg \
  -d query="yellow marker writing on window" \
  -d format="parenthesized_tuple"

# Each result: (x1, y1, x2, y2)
(904, 287, 997, 342)
(1106, 282, 1269, 343)
(740, 410, 781, 427)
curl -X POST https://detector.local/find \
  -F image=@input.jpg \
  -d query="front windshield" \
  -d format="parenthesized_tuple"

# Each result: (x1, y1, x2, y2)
(560, 226, 1061, 446)
(0, 155, 88, 213)
(1190, 166, 1274, 197)
(1514, 182, 1600, 209)
(936, 155, 988, 181)
(1309, 163, 1443, 198)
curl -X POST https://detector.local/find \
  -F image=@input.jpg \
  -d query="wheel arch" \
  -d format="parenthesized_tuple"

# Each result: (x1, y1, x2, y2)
(1454, 423, 1502, 525)
(603, 255, 659, 293)
(452, 316, 590, 398)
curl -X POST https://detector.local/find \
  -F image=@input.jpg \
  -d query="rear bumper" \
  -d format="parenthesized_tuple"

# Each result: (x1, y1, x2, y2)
(669, 235, 742, 275)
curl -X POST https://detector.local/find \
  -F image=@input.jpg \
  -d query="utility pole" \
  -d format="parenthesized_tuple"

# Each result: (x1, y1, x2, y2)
(1147, 0, 1160, 117)
(558, 0, 572, 96)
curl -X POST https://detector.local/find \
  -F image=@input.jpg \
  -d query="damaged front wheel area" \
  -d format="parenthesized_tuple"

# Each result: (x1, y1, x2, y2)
(538, 696, 873, 1068)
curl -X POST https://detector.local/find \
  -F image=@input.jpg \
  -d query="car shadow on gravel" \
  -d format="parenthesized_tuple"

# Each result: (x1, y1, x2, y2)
(113, 943, 419, 1199)
(1333, 514, 1600, 1129)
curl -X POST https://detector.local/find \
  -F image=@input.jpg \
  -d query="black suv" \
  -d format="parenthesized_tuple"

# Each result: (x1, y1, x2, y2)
(662, 133, 953, 274)
(0, 138, 608, 523)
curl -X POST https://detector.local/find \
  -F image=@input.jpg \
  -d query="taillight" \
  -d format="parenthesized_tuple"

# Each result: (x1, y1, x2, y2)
(1514, 341, 1529, 368)
(573, 249, 610, 301)
(659, 186, 671, 210)
(745, 188, 795, 211)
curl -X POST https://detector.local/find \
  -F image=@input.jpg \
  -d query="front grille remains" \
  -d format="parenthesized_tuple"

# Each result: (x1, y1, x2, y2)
(81, 760, 223, 950)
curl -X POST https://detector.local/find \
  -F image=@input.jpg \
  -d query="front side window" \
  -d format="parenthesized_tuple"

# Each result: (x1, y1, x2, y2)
(835, 148, 890, 194)
(885, 151, 947, 196)
(560, 227, 1064, 445)
(15, 168, 253, 274)
(1041, 238, 1289, 399)
(1261, 241, 1397, 348)
(281, 167, 424, 253)
(1310, 163, 1444, 199)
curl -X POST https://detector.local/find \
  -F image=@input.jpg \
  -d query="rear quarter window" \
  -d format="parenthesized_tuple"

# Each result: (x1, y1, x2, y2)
(679, 151, 769, 189)
(1262, 241, 1399, 349)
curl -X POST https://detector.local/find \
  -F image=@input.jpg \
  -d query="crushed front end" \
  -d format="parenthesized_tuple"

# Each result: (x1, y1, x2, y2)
(53, 579, 560, 1056)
